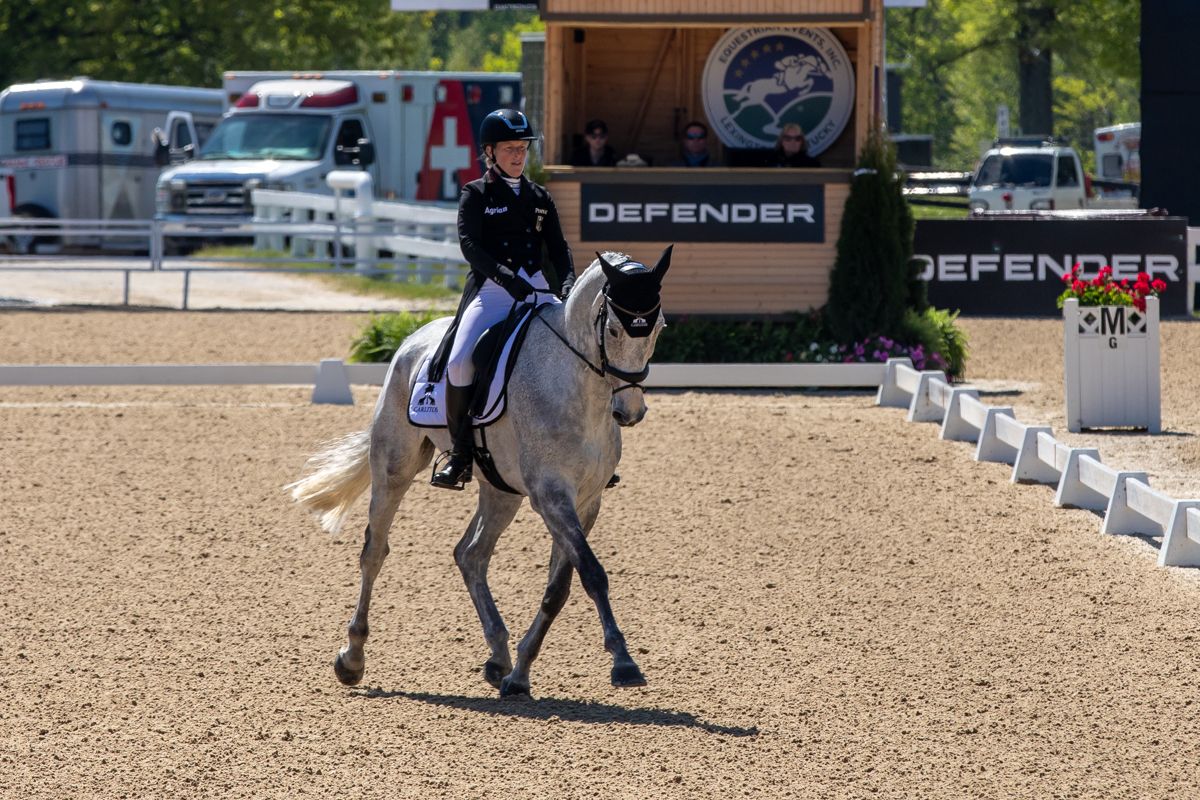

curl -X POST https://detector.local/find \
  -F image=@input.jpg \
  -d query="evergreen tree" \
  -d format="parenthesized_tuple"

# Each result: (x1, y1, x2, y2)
(826, 127, 916, 343)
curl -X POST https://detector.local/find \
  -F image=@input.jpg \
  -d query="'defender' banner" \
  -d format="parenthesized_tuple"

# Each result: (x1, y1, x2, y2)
(580, 183, 825, 243)
(914, 218, 1189, 316)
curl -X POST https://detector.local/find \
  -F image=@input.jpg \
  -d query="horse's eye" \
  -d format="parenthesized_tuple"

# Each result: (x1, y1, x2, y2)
(607, 326, 619, 337)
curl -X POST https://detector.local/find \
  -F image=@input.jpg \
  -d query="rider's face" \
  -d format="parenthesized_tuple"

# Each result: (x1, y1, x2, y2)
(492, 141, 529, 177)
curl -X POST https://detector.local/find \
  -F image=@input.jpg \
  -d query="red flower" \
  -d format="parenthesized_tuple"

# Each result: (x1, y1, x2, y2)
(1072, 280, 1085, 293)
(1152, 279, 1167, 292)
(1100, 265, 1113, 277)
(1137, 271, 1150, 284)
(1061, 272, 1073, 284)
(1120, 279, 1130, 289)
(1072, 263, 1082, 275)
(1134, 297, 1147, 312)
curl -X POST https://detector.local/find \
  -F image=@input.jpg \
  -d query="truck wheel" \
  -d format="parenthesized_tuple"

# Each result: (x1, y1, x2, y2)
(6, 204, 59, 255)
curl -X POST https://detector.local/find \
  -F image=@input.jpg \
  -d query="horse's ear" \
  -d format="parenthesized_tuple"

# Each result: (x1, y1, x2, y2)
(597, 251, 626, 286)
(652, 244, 673, 282)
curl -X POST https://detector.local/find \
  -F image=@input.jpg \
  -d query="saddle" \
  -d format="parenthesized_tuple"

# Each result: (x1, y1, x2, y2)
(408, 303, 546, 494)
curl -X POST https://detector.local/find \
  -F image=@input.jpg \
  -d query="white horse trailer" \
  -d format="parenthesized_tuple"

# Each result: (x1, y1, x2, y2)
(0, 78, 223, 250)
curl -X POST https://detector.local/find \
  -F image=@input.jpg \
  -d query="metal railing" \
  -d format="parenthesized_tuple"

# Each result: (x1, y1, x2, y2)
(0, 216, 469, 309)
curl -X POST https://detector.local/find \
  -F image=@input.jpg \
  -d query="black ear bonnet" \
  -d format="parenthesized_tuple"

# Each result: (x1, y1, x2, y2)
(596, 245, 673, 338)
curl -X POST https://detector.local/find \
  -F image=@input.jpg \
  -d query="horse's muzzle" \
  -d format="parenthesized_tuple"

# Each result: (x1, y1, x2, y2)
(612, 407, 646, 427)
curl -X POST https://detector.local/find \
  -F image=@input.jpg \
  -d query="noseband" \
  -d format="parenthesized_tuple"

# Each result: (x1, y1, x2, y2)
(536, 295, 655, 395)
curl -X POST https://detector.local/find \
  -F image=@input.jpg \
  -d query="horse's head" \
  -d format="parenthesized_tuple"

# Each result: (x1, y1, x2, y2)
(594, 245, 672, 427)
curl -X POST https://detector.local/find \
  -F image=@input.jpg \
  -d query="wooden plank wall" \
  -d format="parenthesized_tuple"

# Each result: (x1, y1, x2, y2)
(543, 0, 866, 16)
(550, 26, 862, 168)
(548, 182, 850, 314)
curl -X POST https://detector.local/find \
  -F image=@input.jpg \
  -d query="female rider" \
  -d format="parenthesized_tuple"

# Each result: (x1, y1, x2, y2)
(429, 108, 575, 490)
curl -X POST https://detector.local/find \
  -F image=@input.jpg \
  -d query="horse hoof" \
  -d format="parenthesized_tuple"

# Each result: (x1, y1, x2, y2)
(499, 675, 530, 698)
(611, 663, 647, 687)
(334, 653, 364, 686)
(483, 659, 509, 689)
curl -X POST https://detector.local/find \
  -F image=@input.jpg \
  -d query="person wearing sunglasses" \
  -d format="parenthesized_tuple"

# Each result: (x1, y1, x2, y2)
(672, 121, 721, 167)
(568, 119, 618, 167)
(773, 123, 821, 168)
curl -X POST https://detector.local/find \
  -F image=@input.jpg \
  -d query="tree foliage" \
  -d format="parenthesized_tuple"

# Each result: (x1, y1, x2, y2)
(886, 0, 1140, 170)
(0, 3, 540, 91)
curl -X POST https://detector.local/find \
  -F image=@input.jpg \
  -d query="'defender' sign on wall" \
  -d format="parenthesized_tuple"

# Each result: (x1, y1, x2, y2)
(580, 184, 824, 243)
(914, 218, 1189, 316)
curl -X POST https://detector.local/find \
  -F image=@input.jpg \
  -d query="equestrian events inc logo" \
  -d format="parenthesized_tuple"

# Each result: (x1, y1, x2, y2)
(702, 27, 855, 155)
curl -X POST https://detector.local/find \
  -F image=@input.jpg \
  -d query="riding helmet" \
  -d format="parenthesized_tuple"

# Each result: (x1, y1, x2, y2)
(479, 109, 538, 145)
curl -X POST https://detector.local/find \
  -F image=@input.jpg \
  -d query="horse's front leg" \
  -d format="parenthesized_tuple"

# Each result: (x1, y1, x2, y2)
(453, 483, 524, 689)
(335, 439, 433, 686)
(525, 486, 645, 690)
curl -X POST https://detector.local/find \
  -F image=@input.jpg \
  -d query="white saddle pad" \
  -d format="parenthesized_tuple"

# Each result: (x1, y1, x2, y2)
(407, 307, 538, 429)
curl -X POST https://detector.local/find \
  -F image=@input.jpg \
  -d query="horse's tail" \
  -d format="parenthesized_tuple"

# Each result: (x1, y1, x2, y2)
(287, 426, 373, 536)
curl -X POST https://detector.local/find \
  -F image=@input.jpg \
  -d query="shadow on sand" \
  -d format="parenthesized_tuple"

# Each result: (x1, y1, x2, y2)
(350, 687, 759, 737)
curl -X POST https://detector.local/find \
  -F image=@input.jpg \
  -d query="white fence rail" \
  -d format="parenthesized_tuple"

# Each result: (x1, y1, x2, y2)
(250, 183, 467, 287)
(877, 357, 1200, 567)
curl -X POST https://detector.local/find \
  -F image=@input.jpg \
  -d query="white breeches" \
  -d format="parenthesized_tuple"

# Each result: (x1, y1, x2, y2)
(446, 269, 560, 388)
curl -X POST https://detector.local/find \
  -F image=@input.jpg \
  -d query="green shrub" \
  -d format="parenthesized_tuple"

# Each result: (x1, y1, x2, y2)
(348, 311, 449, 363)
(654, 308, 968, 379)
(826, 127, 916, 343)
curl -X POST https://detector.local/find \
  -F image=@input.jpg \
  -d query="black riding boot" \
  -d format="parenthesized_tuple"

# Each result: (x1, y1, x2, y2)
(431, 384, 475, 490)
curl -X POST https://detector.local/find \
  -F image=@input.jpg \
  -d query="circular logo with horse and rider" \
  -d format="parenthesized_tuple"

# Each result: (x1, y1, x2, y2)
(702, 27, 855, 156)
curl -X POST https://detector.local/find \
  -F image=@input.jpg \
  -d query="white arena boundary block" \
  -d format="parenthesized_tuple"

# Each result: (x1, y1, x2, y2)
(938, 388, 981, 441)
(1010, 426, 1058, 484)
(876, 358, 914, 407)
(1052, 449, 1106, 510)
(1171, 508, 1200, 568)
(0, 361, 392, 405)
(976, 407, 1019, 464)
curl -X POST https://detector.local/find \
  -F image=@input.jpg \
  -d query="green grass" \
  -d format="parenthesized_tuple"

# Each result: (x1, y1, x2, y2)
(187, 245, 462, 301)
(909, 203, 970, 220)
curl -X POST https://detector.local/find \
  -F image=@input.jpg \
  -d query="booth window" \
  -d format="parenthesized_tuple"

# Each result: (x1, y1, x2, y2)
(1055, 155, 1079, 187)
(110, 121, 132, 147)
(15, 118, 50, 150)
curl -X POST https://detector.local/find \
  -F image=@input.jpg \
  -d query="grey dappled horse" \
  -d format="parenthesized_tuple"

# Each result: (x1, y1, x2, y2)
(289, 249, 671, 697)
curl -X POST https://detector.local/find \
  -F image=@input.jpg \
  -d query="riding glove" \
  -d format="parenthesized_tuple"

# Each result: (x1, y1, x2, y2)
(559, 277, 574, 301)
(504, 275, 536, 302)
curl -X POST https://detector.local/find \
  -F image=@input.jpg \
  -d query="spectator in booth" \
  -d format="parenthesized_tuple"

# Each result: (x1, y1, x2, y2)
(672, 121, 721, 167)
(568, 119, 618, 167)
(774, 123, 821, 168)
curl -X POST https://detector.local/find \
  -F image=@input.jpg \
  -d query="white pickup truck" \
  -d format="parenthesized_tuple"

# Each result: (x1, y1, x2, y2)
(968, 139, 1137, 212)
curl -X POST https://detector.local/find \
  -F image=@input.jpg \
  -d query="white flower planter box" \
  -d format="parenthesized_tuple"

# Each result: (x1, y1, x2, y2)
(1063, 296, 1161, 433)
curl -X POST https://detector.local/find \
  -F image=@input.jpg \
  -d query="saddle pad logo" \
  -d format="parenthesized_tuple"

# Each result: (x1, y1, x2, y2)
(413, 383, 440, 412)
(632, 317, 648, 328)
(702, 27, 855, 155)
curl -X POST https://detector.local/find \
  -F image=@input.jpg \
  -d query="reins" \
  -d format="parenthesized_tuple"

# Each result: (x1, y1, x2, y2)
(535, 296, 651, 395)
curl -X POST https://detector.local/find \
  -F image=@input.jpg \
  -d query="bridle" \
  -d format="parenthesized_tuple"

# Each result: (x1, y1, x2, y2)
(536, 293, 657, 396)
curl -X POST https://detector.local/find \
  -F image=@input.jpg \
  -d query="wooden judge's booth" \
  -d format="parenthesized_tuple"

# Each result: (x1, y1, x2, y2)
(536, 0, 884, 314)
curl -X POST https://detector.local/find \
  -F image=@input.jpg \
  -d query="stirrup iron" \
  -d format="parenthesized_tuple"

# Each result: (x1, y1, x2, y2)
(431, 449, 473, 491)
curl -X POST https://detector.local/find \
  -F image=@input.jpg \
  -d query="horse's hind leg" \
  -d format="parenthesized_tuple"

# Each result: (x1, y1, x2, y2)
(453, 483, 524, 689)
(334, 436, 434, 686)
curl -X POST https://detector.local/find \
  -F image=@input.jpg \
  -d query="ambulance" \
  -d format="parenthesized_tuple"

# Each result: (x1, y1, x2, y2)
(1092, 122, 1140, 196)
(155, 70, 522, 222)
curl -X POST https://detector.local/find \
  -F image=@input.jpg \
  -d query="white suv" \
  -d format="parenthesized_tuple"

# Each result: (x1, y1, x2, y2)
(969, 142, 1086, 212)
